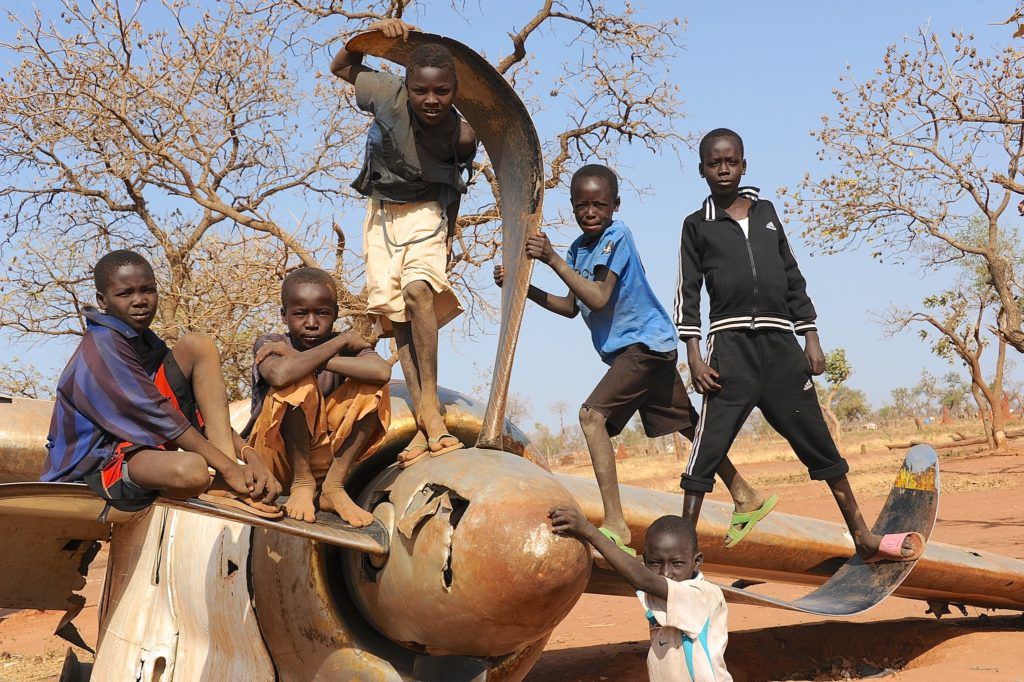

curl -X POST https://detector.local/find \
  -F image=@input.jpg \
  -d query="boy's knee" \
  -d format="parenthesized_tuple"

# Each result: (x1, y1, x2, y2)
(269, 374, 319, 396)
(170, 452, 212, 494)
(402, 281, 433, 308)
(176, 332, 220, 359)
(579, 406, 607, 432)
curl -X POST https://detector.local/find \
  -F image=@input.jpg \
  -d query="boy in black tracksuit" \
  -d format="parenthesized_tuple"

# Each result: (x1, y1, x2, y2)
(675, 128, 924, 561)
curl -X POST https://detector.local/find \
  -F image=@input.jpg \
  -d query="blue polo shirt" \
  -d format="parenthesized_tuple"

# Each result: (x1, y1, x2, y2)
(566, 221, 678, 363)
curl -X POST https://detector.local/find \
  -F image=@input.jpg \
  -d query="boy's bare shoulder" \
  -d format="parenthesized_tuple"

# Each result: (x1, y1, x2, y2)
(457, 118, 477, 144)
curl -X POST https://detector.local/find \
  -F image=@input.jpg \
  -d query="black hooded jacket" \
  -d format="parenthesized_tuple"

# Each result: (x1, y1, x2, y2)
(673, 187, 817, 340)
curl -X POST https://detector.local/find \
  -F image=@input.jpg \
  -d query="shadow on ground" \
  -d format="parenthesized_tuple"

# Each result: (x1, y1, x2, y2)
(528, 615, 1024, 681)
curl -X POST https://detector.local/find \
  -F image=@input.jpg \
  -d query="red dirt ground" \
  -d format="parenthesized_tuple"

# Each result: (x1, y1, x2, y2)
(530, 449, 1024, 681)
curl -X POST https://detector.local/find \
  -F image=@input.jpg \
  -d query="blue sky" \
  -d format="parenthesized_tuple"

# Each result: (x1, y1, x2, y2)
(430, 0, 1022, 427)
(4, 1, 1019, 429)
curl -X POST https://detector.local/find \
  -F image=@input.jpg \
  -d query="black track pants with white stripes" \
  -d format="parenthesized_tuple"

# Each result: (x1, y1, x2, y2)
(681, 329, 849, 493)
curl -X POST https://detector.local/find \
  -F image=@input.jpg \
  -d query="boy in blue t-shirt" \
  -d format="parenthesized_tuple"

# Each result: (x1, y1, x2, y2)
(495, 164, 756, 548)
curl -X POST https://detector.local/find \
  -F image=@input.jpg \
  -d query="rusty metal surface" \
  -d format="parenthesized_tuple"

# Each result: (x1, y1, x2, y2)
(716, 444, 939, 615)
(344, 449, 590, 658)
(0, 382, 539, 489)
(95, 508, 275, 680)
(0, 481, 135, 526)
(346, 32, 544, 450)
(0, 397, 54, 482)
(251, 518, 550, 680)
(369, 382, 536, 468)
(0, 515, 99, 611)
(157, 495, 389, 556)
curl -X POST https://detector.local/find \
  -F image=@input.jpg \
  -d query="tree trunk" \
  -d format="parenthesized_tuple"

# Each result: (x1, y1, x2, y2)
(821, 387, 843, 450)
(991, 333, 1008, 450)
(971, 385, 997, 450)
(986, 249, 1024, 353)
(672, 432, 688, 463)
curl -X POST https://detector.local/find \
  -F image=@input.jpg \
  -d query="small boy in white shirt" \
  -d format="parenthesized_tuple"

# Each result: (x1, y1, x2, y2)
(549, 508, 731, 682)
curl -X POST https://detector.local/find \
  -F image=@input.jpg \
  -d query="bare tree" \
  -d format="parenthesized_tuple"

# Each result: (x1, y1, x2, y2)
(0, 0, 685, 396)
(787, 28, 1024, 352)
(882, 276, 1009, 448)
(0, 360, 46, 400)
(0, 0, 366, 397)
(278, 0, 685, 304)
(998, 3, 1024, 38)
(820, 348, 851, 450)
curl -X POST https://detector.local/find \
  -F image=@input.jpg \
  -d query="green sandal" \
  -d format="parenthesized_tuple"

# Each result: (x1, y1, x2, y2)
(724, 494, 779, 548)
(598, 527, 637, 557)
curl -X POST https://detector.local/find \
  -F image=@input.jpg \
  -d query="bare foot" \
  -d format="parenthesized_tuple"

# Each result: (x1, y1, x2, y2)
(602, 520, 631, 546)
(428, 433, 462, 456)
(419, 413, 449, 448)
(283, 484, 317, 523)
(398, 431, 429, 464)
(320, 487, 375, 527)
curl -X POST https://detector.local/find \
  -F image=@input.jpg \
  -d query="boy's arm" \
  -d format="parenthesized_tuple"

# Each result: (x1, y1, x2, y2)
(329, 46, 370, 84)
(772, 205, 817, 333)
(675, 218, 704, 341)
(686, 337, 721, 393)
(525, 232, 618, 313)
(527, 284, 579, 318)
(446, 195, 461, 264)
(323, 350, 392, 385)
(677, 218, 720, 393)
(256, 333, 362, 388)
(446, 123, 479, 265)
(232, 430, 282, 503)
(549, 506, 668, 600)
(329, 19, 415, 84)
(493, 264, 578, 318)
(770, 204, 824, 374)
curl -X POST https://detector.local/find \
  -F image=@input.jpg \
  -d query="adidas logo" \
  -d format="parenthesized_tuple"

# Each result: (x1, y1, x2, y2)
(803, 378, 813, 390)
(766, 221, 777, 231)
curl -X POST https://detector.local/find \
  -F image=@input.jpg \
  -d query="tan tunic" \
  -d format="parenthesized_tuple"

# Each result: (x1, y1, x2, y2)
(636, 573, 732, 682)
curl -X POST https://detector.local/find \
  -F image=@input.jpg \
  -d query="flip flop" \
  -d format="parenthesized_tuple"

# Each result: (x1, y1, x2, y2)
(598, 526, 637, 557)
(864, 531, 925, 563)
(398, 442, 430, 469)
(428, 434, 463, 458)
(724, 493, 779, 548)
(198, 492, 284, 520)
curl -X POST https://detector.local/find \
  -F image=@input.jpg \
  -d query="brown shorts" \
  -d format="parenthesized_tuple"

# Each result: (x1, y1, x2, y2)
(583, 344, 696, 438)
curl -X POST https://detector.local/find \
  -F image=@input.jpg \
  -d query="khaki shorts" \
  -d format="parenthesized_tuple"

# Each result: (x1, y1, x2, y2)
(362, 198, 463, 337)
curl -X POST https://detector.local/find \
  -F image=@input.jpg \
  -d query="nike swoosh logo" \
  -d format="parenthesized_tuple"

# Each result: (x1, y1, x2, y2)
(659, 640, 670, 646)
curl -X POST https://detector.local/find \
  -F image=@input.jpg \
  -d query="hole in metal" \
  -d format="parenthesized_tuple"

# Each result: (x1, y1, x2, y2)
(441, 496, 469, 591)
